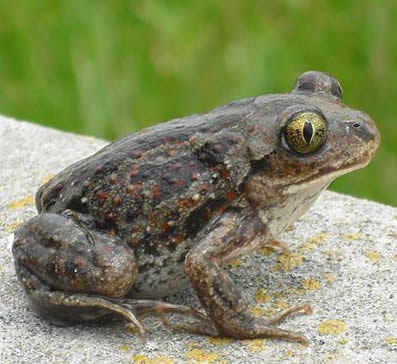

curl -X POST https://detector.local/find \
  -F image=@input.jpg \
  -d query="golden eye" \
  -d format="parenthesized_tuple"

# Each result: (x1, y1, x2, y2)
(284, 111, 327, 154)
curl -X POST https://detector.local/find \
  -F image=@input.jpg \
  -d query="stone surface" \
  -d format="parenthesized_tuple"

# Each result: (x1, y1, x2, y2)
(0, 115, 396, 364)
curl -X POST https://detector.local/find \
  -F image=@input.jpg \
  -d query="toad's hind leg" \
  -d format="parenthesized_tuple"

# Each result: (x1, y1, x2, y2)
(12, 212, 210, 337)
(12, 212, 148, 333)
(15, 264, 147, 336)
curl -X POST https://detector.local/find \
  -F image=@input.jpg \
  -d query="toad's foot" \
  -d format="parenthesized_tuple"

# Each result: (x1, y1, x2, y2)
(108, 297, 209, 324)
(164, 303, 312, 344)
(117, 299, 219, 336)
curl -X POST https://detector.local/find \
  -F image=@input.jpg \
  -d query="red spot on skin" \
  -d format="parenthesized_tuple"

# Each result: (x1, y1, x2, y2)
(104, 245, 113, 254)
(113, 195, 121, 206)
(205, 207, 213, 219)
(191, 171, 200, 181)
(175, 179, 185, 187)
(55, 183, 64, 192)
(216, 204, 225, 214)
(133, 150, 143, 158)
(130, 166, 139, 177)
(126, 183, 142, 198)
(152, 185, 161, 199)
(171, 162, 182, 170)
(161, 222, 170, 233)
(148, 218, 157, 228)
(189, 135, 198, 144)
(167, 149, 175, 157)
(109, 174, 117, 184)
(199, 183, 209, 192)
(263, 131, 272, 145)
(74, 256, 85, 267)
(172, 235, 183, 245)
(130, 239, 139, 248)
(225, 190, 237, 201)
(241, 182, 250, 194)
(96, 190, 109, 203)
(219, 167, 231, 178)
(178, 198, 194, 208)
(214, 143, 223, 152)
(95, 166, 103, 174)
(219, 271, 228, 283)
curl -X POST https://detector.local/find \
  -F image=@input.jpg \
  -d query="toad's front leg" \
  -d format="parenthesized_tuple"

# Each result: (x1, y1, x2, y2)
(183, 211, 312, 344)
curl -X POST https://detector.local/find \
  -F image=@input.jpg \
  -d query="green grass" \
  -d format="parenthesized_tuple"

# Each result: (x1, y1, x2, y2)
(0, 0, 396, 205)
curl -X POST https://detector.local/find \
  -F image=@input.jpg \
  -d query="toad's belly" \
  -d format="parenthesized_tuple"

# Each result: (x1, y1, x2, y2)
(128, 263, 189, 298)
(126, 239, 193, 298)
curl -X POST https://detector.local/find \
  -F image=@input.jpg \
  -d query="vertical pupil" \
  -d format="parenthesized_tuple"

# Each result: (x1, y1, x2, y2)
(303, 121, 313, 144)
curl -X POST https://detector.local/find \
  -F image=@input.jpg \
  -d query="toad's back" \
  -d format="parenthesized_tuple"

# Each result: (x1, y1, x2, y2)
(36, 101, 254, 257)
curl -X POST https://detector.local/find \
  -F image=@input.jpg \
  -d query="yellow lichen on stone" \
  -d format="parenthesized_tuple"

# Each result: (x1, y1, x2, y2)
(185, 341, 201, 349)
(152, 357, 173, 364)
(4, 220, 20, 232)
(326, 249, 344, 261)
(254, 288, 272, 303)
(293, 288, 306, 296)
(242, 339, 266, 353)
(133, 355, 174, 364)
(185, 348, 218, 363)
(323, 273, 336, 282)
(364, 250, 383, 264)
(7, 195, 34, 210)
(303, 279, 320, 291)
(249, 305, 266, 317)
(251, 305, 275, 317)
(318, 320, 347, 335)
(120, 344, 131, 352)
(227, 259, 241, 268)
(385, 336, 397, 345)
(337, 338, 349, 345)
(300, 232, 329, 252)
(340, 233, 362, 241)
(257, 246, 274, 256)
(133, 355, 151, 364)
(207, 337, 233, 346)
(39, 174, 55, 185)
(277, 253, 303, 271)
(273, 300, 289, 310)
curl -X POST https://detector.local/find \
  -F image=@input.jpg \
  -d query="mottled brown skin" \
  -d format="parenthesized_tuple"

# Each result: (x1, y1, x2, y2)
(13, 72, 380, 344)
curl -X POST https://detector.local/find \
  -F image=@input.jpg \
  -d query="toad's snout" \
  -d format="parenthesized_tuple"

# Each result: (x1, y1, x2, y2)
(346, 111, 380, 158)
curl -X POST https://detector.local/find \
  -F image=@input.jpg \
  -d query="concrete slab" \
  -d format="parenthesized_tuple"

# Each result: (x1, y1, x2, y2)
(1, 115, 396, 363)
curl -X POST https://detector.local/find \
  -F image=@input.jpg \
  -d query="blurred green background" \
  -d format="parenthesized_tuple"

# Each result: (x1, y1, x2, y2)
(0, 1, 396, 205)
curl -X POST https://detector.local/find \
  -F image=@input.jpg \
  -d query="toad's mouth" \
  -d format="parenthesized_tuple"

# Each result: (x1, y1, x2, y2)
(286, 139, 379, 194)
